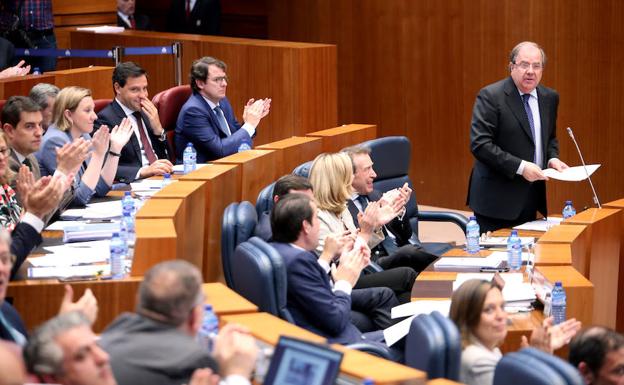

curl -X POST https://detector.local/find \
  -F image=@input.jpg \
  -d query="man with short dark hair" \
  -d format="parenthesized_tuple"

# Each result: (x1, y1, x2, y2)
(569, 326, 624, 385)
(175, 56, 271, 162)
(100, 260, 257, 385)
(96, 62, 172, 183)
(29, 82, 59, 132)
(343, 145, 438, 273)
(270, 194, 404, 362)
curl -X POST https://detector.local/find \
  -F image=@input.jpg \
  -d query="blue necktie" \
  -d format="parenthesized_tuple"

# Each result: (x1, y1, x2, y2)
(521, 94, 537, 163)
(214, 106, 231, 136)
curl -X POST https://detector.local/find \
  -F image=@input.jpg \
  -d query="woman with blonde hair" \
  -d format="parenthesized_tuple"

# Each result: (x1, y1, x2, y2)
(449, 279, 582, 385)
(0, 131, 21, 230)
(36, 86, 133, 206)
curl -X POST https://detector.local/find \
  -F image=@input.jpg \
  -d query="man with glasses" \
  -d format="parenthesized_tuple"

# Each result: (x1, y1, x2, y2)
(175, 56, 271, 162)
(466, 41, 569, 232)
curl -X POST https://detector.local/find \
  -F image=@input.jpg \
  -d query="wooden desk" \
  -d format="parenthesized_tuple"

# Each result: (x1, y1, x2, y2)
(131, 218, 177, 276)
(0, 74, 55, 99)
(202, 282, 258, 316)
(152, 181, 206, 272)
(563, 208, 622, 330)
(256, 136, 323, 177)
(7, 277, 143, 333)
(306, 124, 377, 153)
(604, 198, 624, 331)
(180, 164, 241, 282)
(135, 198, 184, 269)
(44, 66, 114, 99)
(211, 150, 277, 202)
(537, 224, 589, 275)
(221, 312, 426, 385)
(69, 30, 338, 143)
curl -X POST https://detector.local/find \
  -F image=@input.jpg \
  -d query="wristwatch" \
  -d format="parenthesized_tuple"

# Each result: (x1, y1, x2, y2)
(158, 131, 167, 142)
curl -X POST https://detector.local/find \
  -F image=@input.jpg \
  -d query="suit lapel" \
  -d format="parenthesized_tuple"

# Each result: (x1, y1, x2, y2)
(537, 86, 550, 164)
(195, 94, 229, 137)
(504, 77, 535, 144)
(112, 100, 143, 161)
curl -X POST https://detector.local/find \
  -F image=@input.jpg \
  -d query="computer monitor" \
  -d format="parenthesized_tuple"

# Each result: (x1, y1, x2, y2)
(263, 336, 344, 385)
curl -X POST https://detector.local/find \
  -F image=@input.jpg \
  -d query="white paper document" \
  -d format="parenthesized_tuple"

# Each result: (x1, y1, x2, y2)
(76, 25, 125, 33)
(391, 300, 452, 319)
(479, 236, 535, 248)
(513, 217, 563, 232)
(383, 315, 416, 347)
(172, 163, 209, 174)
(27, 264, 110, 279)
(453, 272, 524, 289)
(434, 255, 502, 269)
(543, 164, 600, 181)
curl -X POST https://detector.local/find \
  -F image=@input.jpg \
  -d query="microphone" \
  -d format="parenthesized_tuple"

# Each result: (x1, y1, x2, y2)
(566, 127, 601, 208)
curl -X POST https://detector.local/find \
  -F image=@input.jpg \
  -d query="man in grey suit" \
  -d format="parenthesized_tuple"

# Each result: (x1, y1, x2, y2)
(100, 260, 257, 385)
(467, 41, 569, 232)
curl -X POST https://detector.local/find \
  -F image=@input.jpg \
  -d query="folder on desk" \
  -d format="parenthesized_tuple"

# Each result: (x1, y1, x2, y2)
(433, 256, 504, 272)
(63, 223, 119, 243)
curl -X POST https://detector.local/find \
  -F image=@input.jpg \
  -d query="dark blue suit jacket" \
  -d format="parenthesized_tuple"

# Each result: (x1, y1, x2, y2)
(0, 302, 27, 343)
(10, 222, 42, 279)
(270, 242, 364, 344)
(174, 93, 251, 163)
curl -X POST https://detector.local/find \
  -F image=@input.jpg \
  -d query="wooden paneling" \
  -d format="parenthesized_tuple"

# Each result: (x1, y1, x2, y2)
(68, 30, 338, 144)
(131, 218, 177, 276)
(306, 124, 377, 153)
(256, 136, 323, 176)
(180, 164, 242, 282)
(0, 74, 55, 99)
(212, 149, 277, 202)
(267, 0, 624, 214)
(44, 66, 113, 99)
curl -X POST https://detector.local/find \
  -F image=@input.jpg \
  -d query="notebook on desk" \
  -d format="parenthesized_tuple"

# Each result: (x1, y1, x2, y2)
(263, 336, 343, 385)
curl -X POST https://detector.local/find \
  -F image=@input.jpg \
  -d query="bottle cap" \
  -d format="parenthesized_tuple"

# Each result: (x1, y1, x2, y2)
(164, 173, 171, 178)
(187, 142, 194, 147)
(510, 230, 518, 236)
(112, 232, 119, 237)
(565, 200, 572, 205)
(555, 281, 563, 287)
(124, 191, 131, 196)
(204, 304, 213, 311)
(469, 215, 476, 220)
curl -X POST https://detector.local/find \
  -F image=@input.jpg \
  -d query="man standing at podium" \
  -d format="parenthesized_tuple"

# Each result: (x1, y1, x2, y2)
(467, 41, 568, 232)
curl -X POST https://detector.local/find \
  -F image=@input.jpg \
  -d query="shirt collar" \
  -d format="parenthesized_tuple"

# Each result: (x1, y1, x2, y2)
(115, 98, 137, 117)
(517, 87, 538, 99)
(201, 95, 219, 111)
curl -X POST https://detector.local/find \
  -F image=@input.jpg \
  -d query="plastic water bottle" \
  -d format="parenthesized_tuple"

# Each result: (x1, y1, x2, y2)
(562, 200, 576, 219)
(551, 281, 567, 325)
(121, 191, 135, 217)
(197, 305, 219, 352)
(109, 232, 126, 279)
(122, 212, 136, 247)
(183, 143, 197, 174)
(161, 173, 172, 188)
(507, 229, 522, 271)
(466, 216, 480, 254)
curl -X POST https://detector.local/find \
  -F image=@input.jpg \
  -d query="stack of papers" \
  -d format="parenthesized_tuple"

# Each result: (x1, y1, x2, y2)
(479, 236, 535, 248)
(27, 264, 110, 279)
(63, 222, 119, 243)
(433, 255, 503, 271)
(513, 217, 563, 232)
(60, 201, 123, 221)
(76, 25, 125, 33)
(172, 164, 209, 174)
(452, 273, 535, 308)
(29, 240, 112, 267)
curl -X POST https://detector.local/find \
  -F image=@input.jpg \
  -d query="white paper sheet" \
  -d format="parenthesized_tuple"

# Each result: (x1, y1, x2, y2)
(543, 164, 600, 181)
(76, 25, 125, 33)
(130, 179, 178, 192)
(479, 236, 535, 248)
(46, 220, 89, 231)
(513, 217, 563, 232)
(383, 315, 416, 347)
(172, 163, 209, 174)
(27, 264, 110, 279)
(434, 255, 502, 269)
(391, 300, 452, 319)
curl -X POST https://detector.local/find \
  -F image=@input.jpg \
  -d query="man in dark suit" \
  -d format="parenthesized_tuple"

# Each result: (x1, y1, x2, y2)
(343, 145, 439, 273)
(467, 41, 569, 232)
(569, 326, 624, 385)
(168, 0, 221, 35)
(270, 193, 404, 361)
(99, 260, 257, 385)
(116, 0, 151, 30)
(175, 56, 271, 163)
(96, 62, 173, 183)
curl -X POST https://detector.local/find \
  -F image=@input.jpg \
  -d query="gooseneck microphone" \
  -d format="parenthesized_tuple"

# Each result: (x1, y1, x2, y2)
(566, 127, 601, 208)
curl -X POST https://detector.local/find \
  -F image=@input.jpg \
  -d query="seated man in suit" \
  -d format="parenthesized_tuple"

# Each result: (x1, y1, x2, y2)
(99, 260, 257, 385)
(270, 193, 404, 362)
(569, 326, 624, 385)
(175, 56, 271, 163)
(343, 145, 438, 272)
(116, 0, 151, 30)
(24, 312, 116, 385)
(96, 62, 173, 183)
(29, 83, 60, 133)
(259, 174, 417, 304)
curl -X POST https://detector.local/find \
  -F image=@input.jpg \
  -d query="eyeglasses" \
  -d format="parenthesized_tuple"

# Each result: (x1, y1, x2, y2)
(0, 148, 9, 157)
(514, 61, 543, 71)
(208, 76, 228, 84)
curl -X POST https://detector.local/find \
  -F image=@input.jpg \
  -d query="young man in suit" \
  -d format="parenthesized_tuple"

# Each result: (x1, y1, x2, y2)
(270, 193, 404, 361)
(175, 56, 271, 162)
(569, 327, 624, 385)
(467, 41, 569, 232)
(96, 62, 173, 183)
(168, 0, 221, 36)
(343, 145, 438, 273)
